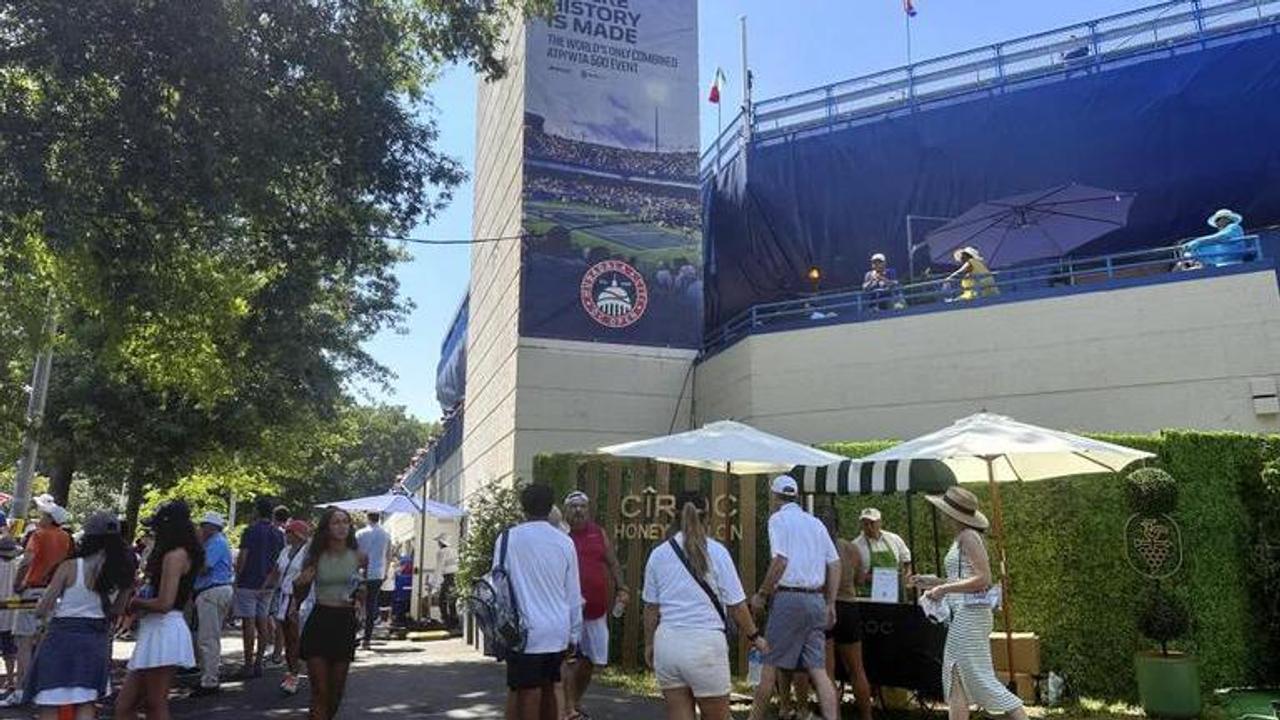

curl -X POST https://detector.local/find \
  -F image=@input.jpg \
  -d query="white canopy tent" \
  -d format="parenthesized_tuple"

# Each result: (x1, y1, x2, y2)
(316, 492, 466, 519)
(862, 412, 1154, 672)
(598, 419, 844, 475)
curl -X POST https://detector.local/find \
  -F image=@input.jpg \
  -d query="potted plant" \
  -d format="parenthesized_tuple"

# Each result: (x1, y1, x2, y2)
(1125, 467, 1201, 718)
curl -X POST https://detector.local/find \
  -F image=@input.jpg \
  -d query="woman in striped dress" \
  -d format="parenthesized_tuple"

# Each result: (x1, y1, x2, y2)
(922, 488, 1027, 720)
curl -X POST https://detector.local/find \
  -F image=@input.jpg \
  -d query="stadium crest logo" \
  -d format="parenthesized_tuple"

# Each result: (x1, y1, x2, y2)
(580, 260, 649, 328)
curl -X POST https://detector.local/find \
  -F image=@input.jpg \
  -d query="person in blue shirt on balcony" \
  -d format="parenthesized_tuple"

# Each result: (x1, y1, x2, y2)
(1180, 209, 1247, 269)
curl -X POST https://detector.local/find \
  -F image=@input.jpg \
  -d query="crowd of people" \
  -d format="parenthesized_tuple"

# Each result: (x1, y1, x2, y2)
(524, 116, 698, 181)
(525, 169, 700, 231)
(0, 493, 409, 720)
(489, 478, 1025, 720)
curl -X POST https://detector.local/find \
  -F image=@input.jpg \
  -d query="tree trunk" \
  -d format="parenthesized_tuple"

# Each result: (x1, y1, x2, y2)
(124, 473, 145, 540)
(47, 455, 75, 507)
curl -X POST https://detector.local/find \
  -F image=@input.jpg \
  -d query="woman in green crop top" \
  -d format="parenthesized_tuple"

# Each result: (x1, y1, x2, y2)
(291, 507, 367, 720)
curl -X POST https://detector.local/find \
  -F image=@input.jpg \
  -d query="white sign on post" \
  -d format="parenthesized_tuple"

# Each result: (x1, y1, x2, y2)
(870, 568, 900, 603)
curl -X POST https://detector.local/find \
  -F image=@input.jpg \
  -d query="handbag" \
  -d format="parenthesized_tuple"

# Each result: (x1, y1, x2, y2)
(667, 537, 737, 640)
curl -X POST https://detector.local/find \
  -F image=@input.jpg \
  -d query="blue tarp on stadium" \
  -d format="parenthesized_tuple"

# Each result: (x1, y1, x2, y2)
(702, 30, 1280, 330)
(435, 296, 467, 412)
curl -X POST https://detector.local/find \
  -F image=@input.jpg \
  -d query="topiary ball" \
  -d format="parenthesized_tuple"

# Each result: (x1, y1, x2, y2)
(1137, 586, 1191, 646)
(1125, 467, 1178, 516)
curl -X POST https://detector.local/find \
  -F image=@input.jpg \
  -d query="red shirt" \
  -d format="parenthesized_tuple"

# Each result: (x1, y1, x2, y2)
(570, 522, 610, 620)
(24, 526, 72, 589)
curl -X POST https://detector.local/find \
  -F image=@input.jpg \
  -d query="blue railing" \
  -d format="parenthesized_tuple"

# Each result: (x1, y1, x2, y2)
(700, 0, 1280, 178)
(701, 236, 1265, 355)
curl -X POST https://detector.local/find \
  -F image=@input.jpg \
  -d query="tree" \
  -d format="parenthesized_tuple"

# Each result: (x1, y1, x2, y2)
(0, 0, 550, 525)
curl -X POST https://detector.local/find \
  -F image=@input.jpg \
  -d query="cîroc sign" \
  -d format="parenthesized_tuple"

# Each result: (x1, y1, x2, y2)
(614, 486, 742, 542)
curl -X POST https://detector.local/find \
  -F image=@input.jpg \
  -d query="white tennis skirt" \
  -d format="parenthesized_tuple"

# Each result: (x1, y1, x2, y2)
(128, 611, 196, 671)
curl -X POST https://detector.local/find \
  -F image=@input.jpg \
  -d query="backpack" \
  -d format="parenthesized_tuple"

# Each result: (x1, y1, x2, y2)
(465, 529, 525, 659)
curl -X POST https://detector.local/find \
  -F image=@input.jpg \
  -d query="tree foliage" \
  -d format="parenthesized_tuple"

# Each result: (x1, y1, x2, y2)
(457, 480, 524, 589)
(0, 0, 547, 526)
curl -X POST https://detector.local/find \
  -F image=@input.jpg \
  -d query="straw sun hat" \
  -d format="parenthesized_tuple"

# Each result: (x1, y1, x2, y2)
(925, 487, 990, 531)
(952, 246, 984, 263)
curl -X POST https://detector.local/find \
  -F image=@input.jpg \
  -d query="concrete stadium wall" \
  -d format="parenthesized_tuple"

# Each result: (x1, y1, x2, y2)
(460, 21, 527, 503)
(512, 338, 695, 482)
(693, 268, 1280, 441)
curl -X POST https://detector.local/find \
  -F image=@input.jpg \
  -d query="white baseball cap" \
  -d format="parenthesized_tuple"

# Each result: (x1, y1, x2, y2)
(860, 507, 883, 522)
(770, 475, 798, 497)
(34, 496, 69, 526)
(870, 253, 887, 262)
(199, 512, 226, 529)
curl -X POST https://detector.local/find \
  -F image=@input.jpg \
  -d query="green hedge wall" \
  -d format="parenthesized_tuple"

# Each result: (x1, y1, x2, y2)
(534, 430, 1280, 700)
(820, 432, 1275, 700)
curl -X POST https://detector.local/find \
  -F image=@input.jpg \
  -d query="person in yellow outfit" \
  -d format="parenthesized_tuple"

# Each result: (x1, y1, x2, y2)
(948, 247, 999, 300)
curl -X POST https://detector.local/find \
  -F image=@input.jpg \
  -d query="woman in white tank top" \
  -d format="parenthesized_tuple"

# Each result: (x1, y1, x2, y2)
(24, 511, 137, 719)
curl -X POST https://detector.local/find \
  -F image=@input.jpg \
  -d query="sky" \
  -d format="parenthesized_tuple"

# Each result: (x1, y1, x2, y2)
(359, 0, 1158, 421)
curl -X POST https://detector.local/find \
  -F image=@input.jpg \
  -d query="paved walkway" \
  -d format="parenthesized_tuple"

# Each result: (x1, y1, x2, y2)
(0, 635, 662, 719)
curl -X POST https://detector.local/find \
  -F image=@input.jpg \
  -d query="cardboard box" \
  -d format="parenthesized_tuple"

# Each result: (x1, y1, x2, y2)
(990, 632, 1041, 675)
(995, 671, 1038, 704)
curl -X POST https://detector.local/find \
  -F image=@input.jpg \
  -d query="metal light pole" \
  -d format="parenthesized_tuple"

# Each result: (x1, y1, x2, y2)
(11, 300, 57, 521)
(905, 214, 954, 280)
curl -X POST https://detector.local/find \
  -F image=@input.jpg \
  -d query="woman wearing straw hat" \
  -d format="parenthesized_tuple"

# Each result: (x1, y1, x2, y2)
(920, 488, 1027, 720)
(946, 248, 998, 301)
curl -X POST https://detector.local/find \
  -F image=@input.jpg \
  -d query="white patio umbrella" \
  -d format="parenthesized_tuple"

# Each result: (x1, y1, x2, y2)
(861, 412, 1154, 673)
(317, 492, 466, 519)
(598, 419, 845, 475)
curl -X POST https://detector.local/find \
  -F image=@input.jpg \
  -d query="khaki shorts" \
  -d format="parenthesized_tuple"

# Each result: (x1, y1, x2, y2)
(13, 588, 45, 638)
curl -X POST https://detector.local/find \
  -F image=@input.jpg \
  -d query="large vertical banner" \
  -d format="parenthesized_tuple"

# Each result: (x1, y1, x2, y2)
(521, 0, 701, 347)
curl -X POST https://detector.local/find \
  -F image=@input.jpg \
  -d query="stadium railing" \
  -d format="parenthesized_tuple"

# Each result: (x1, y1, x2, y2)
(701, 236, 1265, 355)
(699, 0, 1280, 179)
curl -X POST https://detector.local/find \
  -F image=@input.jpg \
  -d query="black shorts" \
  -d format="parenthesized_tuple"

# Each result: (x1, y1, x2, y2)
(506, 651, 563, 690)
(300, 605, 358, 662)
(830, 600, 863, 645)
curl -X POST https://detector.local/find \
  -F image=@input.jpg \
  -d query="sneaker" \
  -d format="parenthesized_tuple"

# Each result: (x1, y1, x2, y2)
(0, 690, 24, 707)
(280, 673, 299, 696)
(189, 685, 221, 698)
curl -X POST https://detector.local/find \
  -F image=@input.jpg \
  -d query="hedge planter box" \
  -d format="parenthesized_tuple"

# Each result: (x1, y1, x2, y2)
(1135, 651, 1201, 719)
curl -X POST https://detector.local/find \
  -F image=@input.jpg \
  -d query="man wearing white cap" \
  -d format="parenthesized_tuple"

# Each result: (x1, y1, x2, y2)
(862, 252, 903, 310)
(191, 511, 235, 696)
(431, 533, 460, 629)
(3, 497, 72, 707)
(562, 490, 628, 720)
(853, 507, 913, 600)
(747, 476, 841, 720)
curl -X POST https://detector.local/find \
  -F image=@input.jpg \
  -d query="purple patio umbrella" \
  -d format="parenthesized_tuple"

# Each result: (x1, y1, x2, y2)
(927, 183, 1135, 267)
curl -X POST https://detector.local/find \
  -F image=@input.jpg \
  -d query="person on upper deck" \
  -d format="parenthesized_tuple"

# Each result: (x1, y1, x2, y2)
(947, 247, 998, 301)
(862, 253, 904, 310)
(1181, 208, 1247, 269)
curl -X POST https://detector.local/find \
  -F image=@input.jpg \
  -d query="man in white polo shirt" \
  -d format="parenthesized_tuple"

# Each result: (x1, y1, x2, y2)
(748, 475, 841, 720)
(494, 484, 582, 720)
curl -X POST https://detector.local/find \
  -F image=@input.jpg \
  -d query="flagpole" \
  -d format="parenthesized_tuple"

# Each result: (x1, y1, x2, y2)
(715, 101, 722, 171)
(906, 12, 913, 66)
(905, 10, 915, 105)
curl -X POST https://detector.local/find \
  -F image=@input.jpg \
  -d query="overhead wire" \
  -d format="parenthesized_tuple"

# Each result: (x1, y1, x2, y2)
(62, 210, 652, 246)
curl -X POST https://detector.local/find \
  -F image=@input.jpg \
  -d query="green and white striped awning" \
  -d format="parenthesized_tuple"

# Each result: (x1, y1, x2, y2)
(793, 458, 956, 495)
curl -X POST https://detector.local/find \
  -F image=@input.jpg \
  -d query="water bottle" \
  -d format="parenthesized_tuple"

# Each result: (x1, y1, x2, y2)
(610, 595, 627, 618)
(747, 648, 764, 687)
